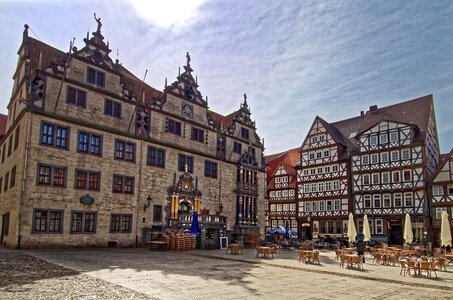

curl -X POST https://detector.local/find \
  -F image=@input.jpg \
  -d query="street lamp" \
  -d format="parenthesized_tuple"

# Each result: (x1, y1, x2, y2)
(144, 195, 152, 212)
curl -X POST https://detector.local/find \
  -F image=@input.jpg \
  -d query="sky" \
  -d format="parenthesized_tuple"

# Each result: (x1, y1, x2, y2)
(1, 0, 453, 155)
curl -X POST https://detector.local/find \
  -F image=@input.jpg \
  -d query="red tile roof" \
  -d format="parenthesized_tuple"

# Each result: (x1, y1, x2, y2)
(0, 113, 7, 136)
(266, 147, 300, 188)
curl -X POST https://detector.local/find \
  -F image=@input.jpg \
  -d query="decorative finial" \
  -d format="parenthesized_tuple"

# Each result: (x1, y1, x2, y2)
(244, 93, 247, 103)
(23, 24, 29, 38)
(86, 31, 89, 40)
(165, 77, 167, 88)
(186, 52, 191, 66)
(94, 13, 102, 32)
(178, 67, 181, 77)
(206, 96, 208, 106)
(196, 75, 198, 85)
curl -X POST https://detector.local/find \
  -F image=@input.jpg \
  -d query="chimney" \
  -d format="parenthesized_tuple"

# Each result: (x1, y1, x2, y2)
(369, 105, 378, 113)
(360, 111, 364, 116)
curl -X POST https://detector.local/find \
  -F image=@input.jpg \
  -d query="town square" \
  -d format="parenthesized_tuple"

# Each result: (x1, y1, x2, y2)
(0, 1, 452, 299)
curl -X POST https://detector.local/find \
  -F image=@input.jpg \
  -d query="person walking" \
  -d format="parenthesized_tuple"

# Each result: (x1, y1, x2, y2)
(356, 237, 366, 263)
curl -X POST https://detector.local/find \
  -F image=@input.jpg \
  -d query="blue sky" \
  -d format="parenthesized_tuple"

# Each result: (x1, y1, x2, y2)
(1, 0, 453, 155)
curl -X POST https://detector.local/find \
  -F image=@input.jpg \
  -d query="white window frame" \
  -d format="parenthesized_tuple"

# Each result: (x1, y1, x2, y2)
(362, 155, 369, 165)
(392, 171, 400, 183)
(402, 149, 410, 160)
(371, 154, 379, 164)
(325, 181, 332, 191)
(380, 133, 388, 144)
(404, 192, 413, 207)
(373, 194, 381, 208)
(403, 170, 411, 182)
(326, 200, 332, 211)
(276, 204, 282, 211)
(333, 180, 340, 190)
(319, 201, 325, 211)
(334, 199, 341, 211)
(363, 174, 370, 185)
(394, 193, 402, 207)
(304, 184, 310, 193)
(433, 185, 444, 196)
(436, 207, 447, 219)
(270, 204, 276, 211)
(383, 194, 391, 207)
(364, 195, 371, 208)
(382, 172, 390, 184)
(312, 201, 318, 212)
(372, 173, 380, 184)
(304, 202, 311, 213)
(389, 131, 398, 143)
(381, 152, 389, 163)
(391, 150, 399, 161)
(370, 135, 378, 146)
(283, 204, 289, 211)
(375, 219, 383, 234)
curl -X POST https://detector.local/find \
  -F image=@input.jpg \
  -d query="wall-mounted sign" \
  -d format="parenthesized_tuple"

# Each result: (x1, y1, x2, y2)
(80, 195, 94, 205)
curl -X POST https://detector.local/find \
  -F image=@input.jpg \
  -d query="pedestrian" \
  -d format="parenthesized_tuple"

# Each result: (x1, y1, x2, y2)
(356, 238, 366, 263)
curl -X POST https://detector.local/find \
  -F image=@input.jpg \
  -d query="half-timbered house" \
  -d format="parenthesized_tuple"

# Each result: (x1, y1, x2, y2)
(349, 96, 439, 244)
(265, 148, 299, 235)
(297, 117, 351, 240)
(428, 150, 453, 247)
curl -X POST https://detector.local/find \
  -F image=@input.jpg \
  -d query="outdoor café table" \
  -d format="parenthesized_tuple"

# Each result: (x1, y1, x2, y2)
(301, 250, 315, 264)
(344, 254, 359, 269)
(230, 243, 242, 254)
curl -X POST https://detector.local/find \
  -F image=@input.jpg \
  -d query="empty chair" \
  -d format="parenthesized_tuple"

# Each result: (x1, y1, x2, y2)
(437, 258, 447, 272)
(339, 254, 348, 268)
(373, 253, 383, 265)
(335, 249, 342, 260)
(399, 260, 409, 276)
(406, 259, 417, 276)
(351, 256, 363, 270)
(311, 251, 320, 265)
(430, 260, 438, 278)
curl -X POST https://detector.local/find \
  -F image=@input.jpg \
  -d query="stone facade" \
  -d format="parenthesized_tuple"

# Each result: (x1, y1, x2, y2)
(0, 23, 265, 249)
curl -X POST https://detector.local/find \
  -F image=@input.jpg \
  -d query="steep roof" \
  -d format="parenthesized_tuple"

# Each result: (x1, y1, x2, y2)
(266, 147, 300, 188)
(0, 113, 8, 137)
(28, 37, 67, 75)
(329, 95, 434, 151)
(429, 149, 453, 182)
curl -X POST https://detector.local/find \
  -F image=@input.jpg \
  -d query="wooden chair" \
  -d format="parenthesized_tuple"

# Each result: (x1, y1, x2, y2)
(430, 260, 438, 278)
(311, 251, 320, 265)
(419, 261, 431, 278)
(299, 251, 306, 263)
(373, 253, 383, 265)
(420, 256, 429, 262)
(351, 256, 363, 270)
(406, 259, 417, 276)
(256, 246, 263, 258)
(335, 249, 342, 260)
(339, 255, 348, 268)
(437, 257, 447, 271)
(399, 260, 409, 276)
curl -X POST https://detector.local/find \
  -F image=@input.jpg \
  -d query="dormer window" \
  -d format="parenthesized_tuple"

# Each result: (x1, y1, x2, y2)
(87, 67, 105, 87)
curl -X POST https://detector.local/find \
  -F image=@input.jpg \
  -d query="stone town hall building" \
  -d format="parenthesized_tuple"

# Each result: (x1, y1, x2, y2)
(0, 21, 265, 249)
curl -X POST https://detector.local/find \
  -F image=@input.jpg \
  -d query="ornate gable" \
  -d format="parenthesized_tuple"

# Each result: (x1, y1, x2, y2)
(239, 147, 259, 168)
(233, 93, 255, 129)
(164, 52, 207, 108)
(72, 14, 114, 69)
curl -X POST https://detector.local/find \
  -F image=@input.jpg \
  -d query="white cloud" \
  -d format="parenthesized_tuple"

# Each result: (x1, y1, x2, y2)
(127, 0, 206, 31)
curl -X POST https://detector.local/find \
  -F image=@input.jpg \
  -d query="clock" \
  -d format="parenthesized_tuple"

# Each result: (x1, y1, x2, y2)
(182, 102, 194, 119)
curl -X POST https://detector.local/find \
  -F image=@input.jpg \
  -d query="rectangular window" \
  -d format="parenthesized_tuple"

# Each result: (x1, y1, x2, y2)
(191, 127, 204, 143)
(32, 209, 63, 233)
(110, 214, 132, 232)
(316, 152, 322, 158)
(14, 125, 20, 150)
(390, 131, 398, 142)
(382, 172, 390, 184)
(87, 67, 105, 87)
(7, 136, 12, 157)
(371, 154, 378, 164)
(394, 193, 402, 207)
(375, 219, 383, 234)
(147, 146, 166, 167)
(380, 134, 388, 144)
(381, 152, 389, 163)
(10, 166, 16, 188)
(1, 213, 9, 235)
(364, 195, 371, 208)
(204, 160, 218, 178)
(318, 201, 324, 211)
(323, 150, 330, 157)
(67, 86, 86, 108)
(167, 119, 181, 135)
(318, 182, 324, 192)
(78, 132, 102, 156)
(304, 184, 310, 193)
(362, 155, 369, 165)
(332, 165, 338, 172)
(241, 127, 249, 140)
(436, 207, 447, 219)
(304, 202, 310, 212)
(325, 181, 332, 191)
(404, 193, 413, 207)
(233, 142, 242, 154)
(363, 174, 370, 185)
(370, 135, 377, 145)
(326, 200, 332, 211)
(383, 194, 391, 207)
(37, 164, 66, 187)
(75, 170, 100, 191)
(334, 199, 341, 211)
(432, 185, 444, 196)
(3, 172, 9, 192)
(112, 175, 134, 194)
(71, 211, 97, 233)
(104, 99, 121, 118)
(403, 170, 411, 182)
(153, 205, 163, 222)
(402, 149, 410, 160)
(40, 122, 69, 149)
(178, 155, 194, 173)
(372, 173, 380, 184)
(448, 184, 453, 195)
(373, 194, 381, 208)
(114, 140, 135, 162)
(391, 151, 399, 161)
(392, 171, 400, 183)
(333, 180, 340, 190)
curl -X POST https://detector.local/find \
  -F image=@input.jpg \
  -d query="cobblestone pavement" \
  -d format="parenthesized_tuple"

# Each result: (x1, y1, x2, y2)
(19, 248, 453, 300)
